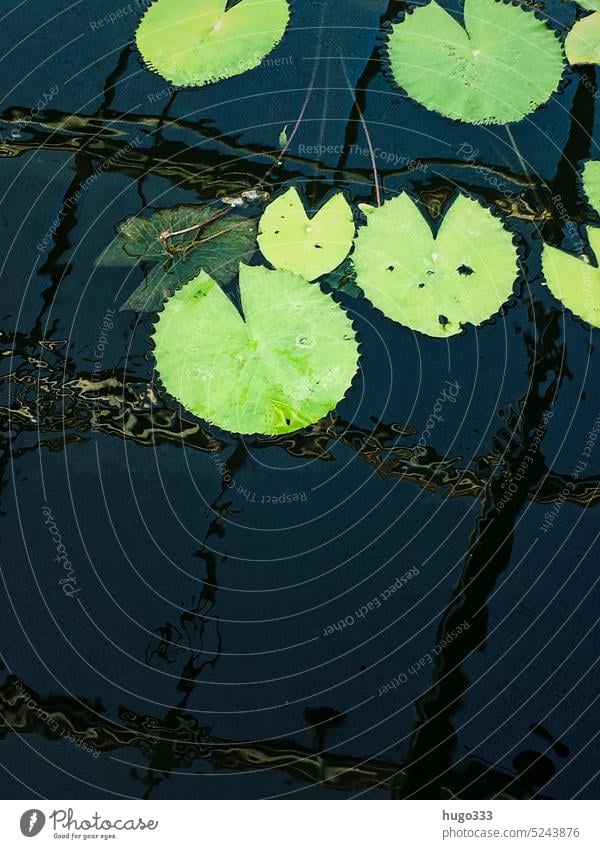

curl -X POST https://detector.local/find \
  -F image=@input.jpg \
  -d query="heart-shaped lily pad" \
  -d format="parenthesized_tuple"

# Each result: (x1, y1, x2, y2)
(257, 187, 355, 281)
(542, 229, 600, 328)
(565, 11, 600, 65)
(152, 264, 359, 435)
(351, 193, 517, 337)
(385, 0, 564, 125)
(97, 205, 256, 312)
(136, 0, 291, 87)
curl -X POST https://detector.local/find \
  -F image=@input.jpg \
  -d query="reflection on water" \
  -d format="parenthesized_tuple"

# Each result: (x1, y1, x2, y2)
(1, 338, 597, 507)
(0, 672, 543, 799)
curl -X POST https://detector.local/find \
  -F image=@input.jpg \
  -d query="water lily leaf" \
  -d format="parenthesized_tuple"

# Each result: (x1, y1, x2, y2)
(542, 229, 600, 327)
(385, 0, 564, 125)
(136, 0, 291, 87)
(582, 160, 600, 214)
(576, 1, 600, 11)
(566, 12, 600, 64)
(351, 193, 517, 337)
(96, 206, 256, 312)
(258, 187, 355, 281)
(152, 264, 359, 435)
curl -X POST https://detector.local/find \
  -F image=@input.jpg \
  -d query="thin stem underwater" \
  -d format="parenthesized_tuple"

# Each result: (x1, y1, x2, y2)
(340, 55, 381, 207)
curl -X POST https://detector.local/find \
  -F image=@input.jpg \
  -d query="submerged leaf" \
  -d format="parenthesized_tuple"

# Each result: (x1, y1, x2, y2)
(258, 187, 355, 281)
(326, 257, 361, 298)
(152, 264, 359, 435)
(385, 0, 564, 125)
(566, 12, 600, 65)
(351, 194, 517, 337)
(542, 229, 600, 327)
(97, 206, 256, 312)
(136, 0, 290, 87)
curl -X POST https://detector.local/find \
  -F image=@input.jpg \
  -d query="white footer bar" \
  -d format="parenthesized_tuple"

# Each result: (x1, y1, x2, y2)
(2, 800, 598, 848)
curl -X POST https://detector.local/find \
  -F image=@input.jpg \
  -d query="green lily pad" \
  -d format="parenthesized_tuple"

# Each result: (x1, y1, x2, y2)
(576, 1, 600, 11)
(258, 187, 355, 281)
(136, 0, 290, 87)
(542, 229, 600, 327)
(152, 264, 359, 435)
(565, 12, 600, 64)
(351, 193, 517, 337)
(582, 160, 600, 214)
(385, 0, 564, 125)
(582, 160, 600, 217)
(97, 206, 256, 312)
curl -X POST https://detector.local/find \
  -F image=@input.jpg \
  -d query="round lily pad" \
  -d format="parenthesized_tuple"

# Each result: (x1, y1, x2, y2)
(152, 264, 359, 435)
(351, 193, 517, 338)
(136, 0, 290, 88)
(542, 229, 600, 328)
(565, 12, 600, 65)
(385, 0, 565, 125)
(258, 187, 355, 281)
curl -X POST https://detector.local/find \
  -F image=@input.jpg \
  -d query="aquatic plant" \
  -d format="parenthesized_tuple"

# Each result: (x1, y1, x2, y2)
(351, 193, 517, 337)
(384, 0, 565, 125)
(97, 205, 256, 312)
(152, 263, 359, 435)
(565, 11, 600, 65)
(118, 0, 600, 434)
(573, 0, 600, 10)
(582, 159, 600, 214)
(542, 228, 600, 328)
(136, 0, 291, 87)
(258, 187, 355, 281)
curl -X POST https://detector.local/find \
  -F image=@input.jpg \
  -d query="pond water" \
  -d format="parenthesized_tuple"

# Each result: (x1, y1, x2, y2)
(1, 0, 599, 799)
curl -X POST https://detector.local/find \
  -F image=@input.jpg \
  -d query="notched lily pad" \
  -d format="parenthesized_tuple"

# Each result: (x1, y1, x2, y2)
(97, 205, 256, 312)
(384, 0, 565, 125)
(351, 193, 517, 337)
(258, 187, 355, 281)
(152, 263, 360, 435)
(565, 11, 600, 65)
(542, 229, 600, 328)
(136, 0, 291, 88)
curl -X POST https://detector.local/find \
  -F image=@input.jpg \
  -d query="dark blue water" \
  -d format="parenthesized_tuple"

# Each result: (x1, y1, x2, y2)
(1, 0, 599, 799)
